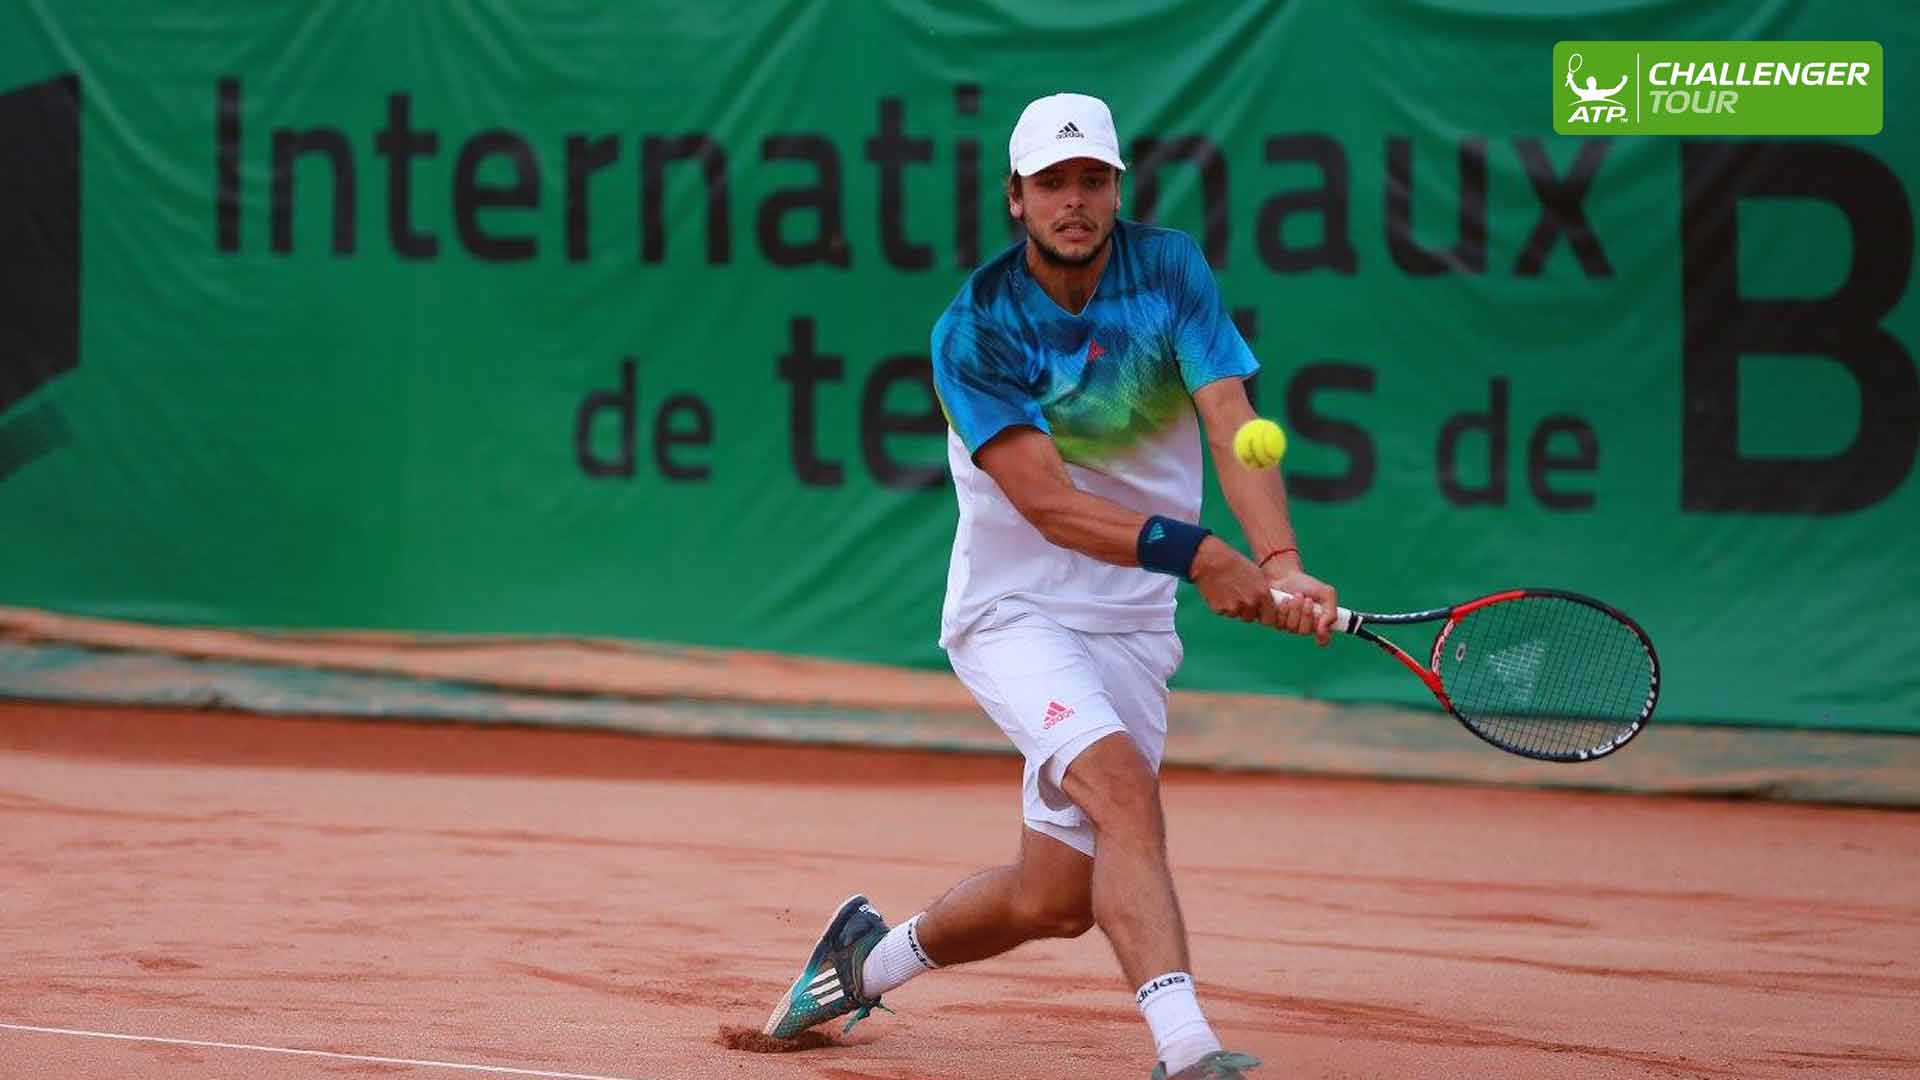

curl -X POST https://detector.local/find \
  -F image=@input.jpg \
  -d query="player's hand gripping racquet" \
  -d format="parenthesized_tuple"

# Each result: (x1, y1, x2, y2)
(1271, 588, 1659, 762)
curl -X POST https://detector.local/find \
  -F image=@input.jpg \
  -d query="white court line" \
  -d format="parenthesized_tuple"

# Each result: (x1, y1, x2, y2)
(0, 1023, 643, 1080)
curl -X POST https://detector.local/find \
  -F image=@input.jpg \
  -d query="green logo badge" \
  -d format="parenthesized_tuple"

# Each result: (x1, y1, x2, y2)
(1554, 42, 1883, 136)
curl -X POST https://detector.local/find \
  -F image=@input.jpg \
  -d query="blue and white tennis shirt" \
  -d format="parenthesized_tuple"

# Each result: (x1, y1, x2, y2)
(931, 220, 1259, 646)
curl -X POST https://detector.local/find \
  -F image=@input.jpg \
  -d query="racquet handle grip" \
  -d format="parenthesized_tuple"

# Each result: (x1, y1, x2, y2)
(1270, 589, 1357, 635)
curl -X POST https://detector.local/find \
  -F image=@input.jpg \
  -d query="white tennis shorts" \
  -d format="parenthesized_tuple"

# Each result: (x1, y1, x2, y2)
(944, 603, 1182, 857)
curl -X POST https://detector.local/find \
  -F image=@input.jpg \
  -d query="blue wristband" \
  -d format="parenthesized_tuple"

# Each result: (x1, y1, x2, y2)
(1137, 515, 1212, 581)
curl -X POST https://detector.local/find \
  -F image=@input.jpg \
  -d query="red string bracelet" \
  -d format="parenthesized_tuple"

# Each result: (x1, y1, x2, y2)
(1258, 545, 1299, 568)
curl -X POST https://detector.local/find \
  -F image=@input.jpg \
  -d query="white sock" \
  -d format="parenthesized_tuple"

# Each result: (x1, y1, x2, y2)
(1137, 972, 1221, 1075)
(860, 913, 939, 996)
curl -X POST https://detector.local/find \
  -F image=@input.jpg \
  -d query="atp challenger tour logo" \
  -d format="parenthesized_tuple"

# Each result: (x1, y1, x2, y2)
(1553, 41, 1882, 136)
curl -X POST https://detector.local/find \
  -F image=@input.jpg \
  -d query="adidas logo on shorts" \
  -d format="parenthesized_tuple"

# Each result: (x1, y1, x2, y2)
(1043, 700, 1075, 729)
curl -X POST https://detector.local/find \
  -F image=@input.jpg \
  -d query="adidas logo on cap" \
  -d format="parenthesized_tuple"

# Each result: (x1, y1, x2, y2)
(1010, 93, 1126, 176)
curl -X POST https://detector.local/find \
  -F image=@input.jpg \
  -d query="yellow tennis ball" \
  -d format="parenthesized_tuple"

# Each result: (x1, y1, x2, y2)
(1233, 418, 1287, 470)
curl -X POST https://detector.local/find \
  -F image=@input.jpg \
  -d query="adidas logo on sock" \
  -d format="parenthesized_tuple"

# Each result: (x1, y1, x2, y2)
(1056, 121, 1084, 139)
(1136, 972, 1191, 1005)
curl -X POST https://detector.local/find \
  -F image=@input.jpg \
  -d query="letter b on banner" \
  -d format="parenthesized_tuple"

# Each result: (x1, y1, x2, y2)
(1680, 141, 1919, 513)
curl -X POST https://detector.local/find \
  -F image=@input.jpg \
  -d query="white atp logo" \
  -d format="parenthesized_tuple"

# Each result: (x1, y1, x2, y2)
(1566, 53, 1630, 125)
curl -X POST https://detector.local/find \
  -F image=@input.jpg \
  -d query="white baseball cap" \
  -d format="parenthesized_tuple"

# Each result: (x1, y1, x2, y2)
(1008, 93, 1127, 177)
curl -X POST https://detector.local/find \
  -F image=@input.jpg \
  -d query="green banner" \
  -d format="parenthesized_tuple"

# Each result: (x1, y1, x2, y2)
(1555, 41, 1884, 135)
(2, 3, 1916, 732)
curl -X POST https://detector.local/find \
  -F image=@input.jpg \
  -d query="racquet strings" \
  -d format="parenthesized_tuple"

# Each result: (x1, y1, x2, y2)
(1437, 595, 1654, 758)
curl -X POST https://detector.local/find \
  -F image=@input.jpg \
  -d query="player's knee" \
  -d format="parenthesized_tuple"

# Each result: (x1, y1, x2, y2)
(1063, 739, 1163, 840)
(1049, 909, 1097, 939)
(1014, 891, 1095, 940)
(1099, 777, 1164, 839)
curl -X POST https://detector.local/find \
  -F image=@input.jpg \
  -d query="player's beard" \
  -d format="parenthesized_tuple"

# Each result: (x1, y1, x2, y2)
(1025, 217, 1111, 268)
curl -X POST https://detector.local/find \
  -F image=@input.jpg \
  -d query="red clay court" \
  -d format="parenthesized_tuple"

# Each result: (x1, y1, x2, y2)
(4, 700, 1916, 1080)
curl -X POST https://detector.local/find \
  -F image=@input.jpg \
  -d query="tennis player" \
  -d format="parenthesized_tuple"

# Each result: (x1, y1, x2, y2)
(764, 92, 1336, 1080)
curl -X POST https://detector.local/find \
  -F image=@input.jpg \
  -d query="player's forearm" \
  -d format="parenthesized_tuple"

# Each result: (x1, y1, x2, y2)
(1021, 487, 1153, 566)
(1216, 458, 1301, 571)
(1024, 488, 1246, 582)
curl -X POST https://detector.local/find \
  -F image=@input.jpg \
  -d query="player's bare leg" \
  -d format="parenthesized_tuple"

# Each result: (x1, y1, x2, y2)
(765, 729, 1253, 1076)
(1056, 733, 1189, 984)
(890, 731, 1243, 1076)
(1065, 732, 1249, 1078)
(911, 825, 1095, 964)
(896, 731, 1189, 974)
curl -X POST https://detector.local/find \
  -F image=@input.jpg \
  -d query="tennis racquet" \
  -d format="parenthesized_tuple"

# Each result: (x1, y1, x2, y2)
(1271, 587, 1659, 763)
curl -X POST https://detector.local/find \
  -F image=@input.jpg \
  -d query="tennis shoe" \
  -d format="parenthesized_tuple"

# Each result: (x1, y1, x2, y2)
(762, 893, 892, 1039)
(1151, 1050, 1262, 1079)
